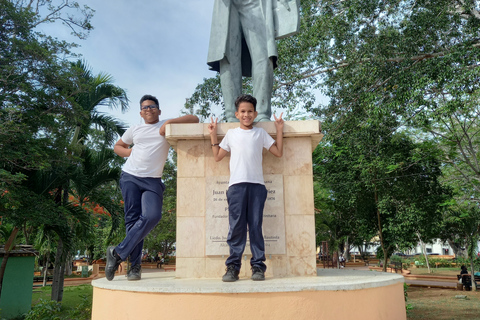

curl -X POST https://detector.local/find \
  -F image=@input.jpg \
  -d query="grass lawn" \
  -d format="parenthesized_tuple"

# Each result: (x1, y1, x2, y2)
(406, 286, 480, 320)
(29, 284, 93, 319)
(408, 267, 460, 277)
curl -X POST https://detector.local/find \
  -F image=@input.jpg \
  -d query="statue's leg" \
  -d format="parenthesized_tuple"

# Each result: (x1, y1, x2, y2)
(238, 1, 273, 122)
(220, 5, 242, 122)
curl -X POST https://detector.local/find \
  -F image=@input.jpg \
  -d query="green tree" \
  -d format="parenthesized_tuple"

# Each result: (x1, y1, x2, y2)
(0, 1, 130, 302)
(314, 116, 449, 271)
(0, 0, 84, 301)
(67, 60, 129, 148)
(144, 154, 177, 259)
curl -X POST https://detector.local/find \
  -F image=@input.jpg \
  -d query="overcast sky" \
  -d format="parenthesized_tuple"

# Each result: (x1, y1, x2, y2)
(39, 1, 216, 127)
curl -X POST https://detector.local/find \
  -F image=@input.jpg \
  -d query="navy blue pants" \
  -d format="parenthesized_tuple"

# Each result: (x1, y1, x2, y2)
(116, 172, 164, 266)
(225, 183, 267, 271)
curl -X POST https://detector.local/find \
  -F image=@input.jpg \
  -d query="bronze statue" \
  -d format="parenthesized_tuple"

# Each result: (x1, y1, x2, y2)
(207, 0, 300, 122)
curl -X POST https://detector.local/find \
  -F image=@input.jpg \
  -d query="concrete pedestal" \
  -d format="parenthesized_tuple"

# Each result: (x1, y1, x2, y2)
(91, 269, 407, 320)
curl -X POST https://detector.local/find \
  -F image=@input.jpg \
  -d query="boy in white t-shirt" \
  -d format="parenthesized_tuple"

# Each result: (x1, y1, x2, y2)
(208, 94, 284, 281)
(106, 94, 198, 281)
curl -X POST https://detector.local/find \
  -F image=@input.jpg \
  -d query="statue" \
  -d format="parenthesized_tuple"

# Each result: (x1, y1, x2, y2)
(207, 0, 300, 122)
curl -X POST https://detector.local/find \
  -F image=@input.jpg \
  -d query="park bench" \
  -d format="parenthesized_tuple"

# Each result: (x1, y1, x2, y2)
(414, 261, 424, 268)
(33, 275, 53, 282)
(163, 265, 176, 272)
(389, 261, 403, 273)
(362, 257, 369, 266)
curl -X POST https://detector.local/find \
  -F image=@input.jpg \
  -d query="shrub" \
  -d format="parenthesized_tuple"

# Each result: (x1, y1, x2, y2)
(390, 255, 403, 263)
(25, 299, 61, 320)
(66, 294, 92, 320)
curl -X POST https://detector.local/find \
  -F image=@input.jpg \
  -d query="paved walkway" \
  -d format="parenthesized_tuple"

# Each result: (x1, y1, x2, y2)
(321, 263, 461, 289)
(33, 266, 175, 287)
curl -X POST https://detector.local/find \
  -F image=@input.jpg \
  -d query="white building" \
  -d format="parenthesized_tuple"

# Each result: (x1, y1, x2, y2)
(352, 239, 480, 256)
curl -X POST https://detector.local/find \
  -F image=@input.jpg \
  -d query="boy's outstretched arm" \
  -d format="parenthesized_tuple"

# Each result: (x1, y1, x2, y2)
(269, 113, 284, 157)
(208, 117, 228, 162)
(160, 114, 200, 136)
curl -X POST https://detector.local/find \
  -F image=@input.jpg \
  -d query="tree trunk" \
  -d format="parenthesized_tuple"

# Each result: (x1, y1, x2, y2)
(0, 227, 19, 302)
(468, 235, 478, 292)
(417, 233, 431, 273)
(43, 253, 50, 287)
(358, 246, 364, 257)
(51, 238, 65, 302)
(373, 183, 388, 272)
(470, 259, 476, 292)
(345, 236, 350, 261)
(22, 221, 30, 245)
(447, 239, 467, 258)
(65, 256, 73, 276)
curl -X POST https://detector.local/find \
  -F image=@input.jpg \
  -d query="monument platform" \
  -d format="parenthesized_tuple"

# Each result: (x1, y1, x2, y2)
(91, 269, 407, 320)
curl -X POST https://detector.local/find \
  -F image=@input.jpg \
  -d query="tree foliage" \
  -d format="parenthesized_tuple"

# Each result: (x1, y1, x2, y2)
(143, 153, 178, 258)
(0, 0, 131, 301)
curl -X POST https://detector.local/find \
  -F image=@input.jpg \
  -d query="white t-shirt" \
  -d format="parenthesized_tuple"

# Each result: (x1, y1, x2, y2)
(120, 120, 170, 178)
(219, 127, 275, 186)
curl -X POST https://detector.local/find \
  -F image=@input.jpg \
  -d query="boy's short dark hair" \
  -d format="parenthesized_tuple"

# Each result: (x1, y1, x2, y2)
(234, 94, 257, 111)
(140, 94, 159, 109)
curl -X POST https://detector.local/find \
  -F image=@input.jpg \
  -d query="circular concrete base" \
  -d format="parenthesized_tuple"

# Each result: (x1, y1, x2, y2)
(91, 269, 406, 320)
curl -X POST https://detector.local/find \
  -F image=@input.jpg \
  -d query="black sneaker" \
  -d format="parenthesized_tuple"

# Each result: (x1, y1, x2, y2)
(222, 265, 239, 282)
(251, 266, 265, 281)
(127, 264, 142, 281)
(105, 246, 122, 281)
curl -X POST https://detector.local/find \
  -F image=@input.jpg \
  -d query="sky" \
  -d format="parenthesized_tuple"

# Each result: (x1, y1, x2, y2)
(38, 1, 216, 127)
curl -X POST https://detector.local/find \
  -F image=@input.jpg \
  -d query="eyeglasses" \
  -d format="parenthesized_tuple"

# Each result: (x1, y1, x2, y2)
(141, 105, 159, 110)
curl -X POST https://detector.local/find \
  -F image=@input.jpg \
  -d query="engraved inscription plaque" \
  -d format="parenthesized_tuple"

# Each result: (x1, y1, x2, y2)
(205, 174, 285, 255)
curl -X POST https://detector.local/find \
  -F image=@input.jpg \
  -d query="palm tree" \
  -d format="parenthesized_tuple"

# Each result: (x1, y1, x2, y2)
(45, 61, 129, 301)
(69, 60, 129, 148)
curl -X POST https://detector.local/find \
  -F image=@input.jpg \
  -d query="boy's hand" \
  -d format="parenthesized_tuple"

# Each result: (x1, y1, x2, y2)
(159, 120, 170, 136)
(273, 113, 284, 131)
(208, 117, 218, 134)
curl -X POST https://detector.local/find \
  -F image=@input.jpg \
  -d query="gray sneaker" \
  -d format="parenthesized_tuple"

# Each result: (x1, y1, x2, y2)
(127, 264, 142, 281)
(251, 266, 265, 281)
(222, 265, 239, 282)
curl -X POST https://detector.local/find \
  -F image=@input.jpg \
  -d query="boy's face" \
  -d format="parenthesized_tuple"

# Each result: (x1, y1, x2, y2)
(140, 99, 160, 124)
(235, 101, 257, 129)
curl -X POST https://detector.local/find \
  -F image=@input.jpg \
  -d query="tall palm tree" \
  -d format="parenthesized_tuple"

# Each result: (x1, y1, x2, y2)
(45, 61, 129, 301)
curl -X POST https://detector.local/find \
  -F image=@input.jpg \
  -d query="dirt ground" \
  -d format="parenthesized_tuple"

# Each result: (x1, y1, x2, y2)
(406, 287, 480, 320)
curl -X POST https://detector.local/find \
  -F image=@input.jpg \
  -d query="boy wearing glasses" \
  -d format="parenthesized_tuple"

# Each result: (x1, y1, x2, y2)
(107, 94, 199, 281)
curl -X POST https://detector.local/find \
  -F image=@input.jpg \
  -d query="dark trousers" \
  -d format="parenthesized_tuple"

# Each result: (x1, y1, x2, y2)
(116, 172, 164, 266)
(225, 183, 267, 271)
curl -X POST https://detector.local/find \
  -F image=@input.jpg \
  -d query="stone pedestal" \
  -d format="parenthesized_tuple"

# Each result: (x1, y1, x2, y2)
(166, 120, 323, 279)
(91, 269, 407, 320)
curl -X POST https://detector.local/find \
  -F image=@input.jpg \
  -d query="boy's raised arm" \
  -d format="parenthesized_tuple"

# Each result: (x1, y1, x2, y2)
(208, 117, 228, 162)
(269, 113, 284, 157)
(160, 114, 200, 136)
